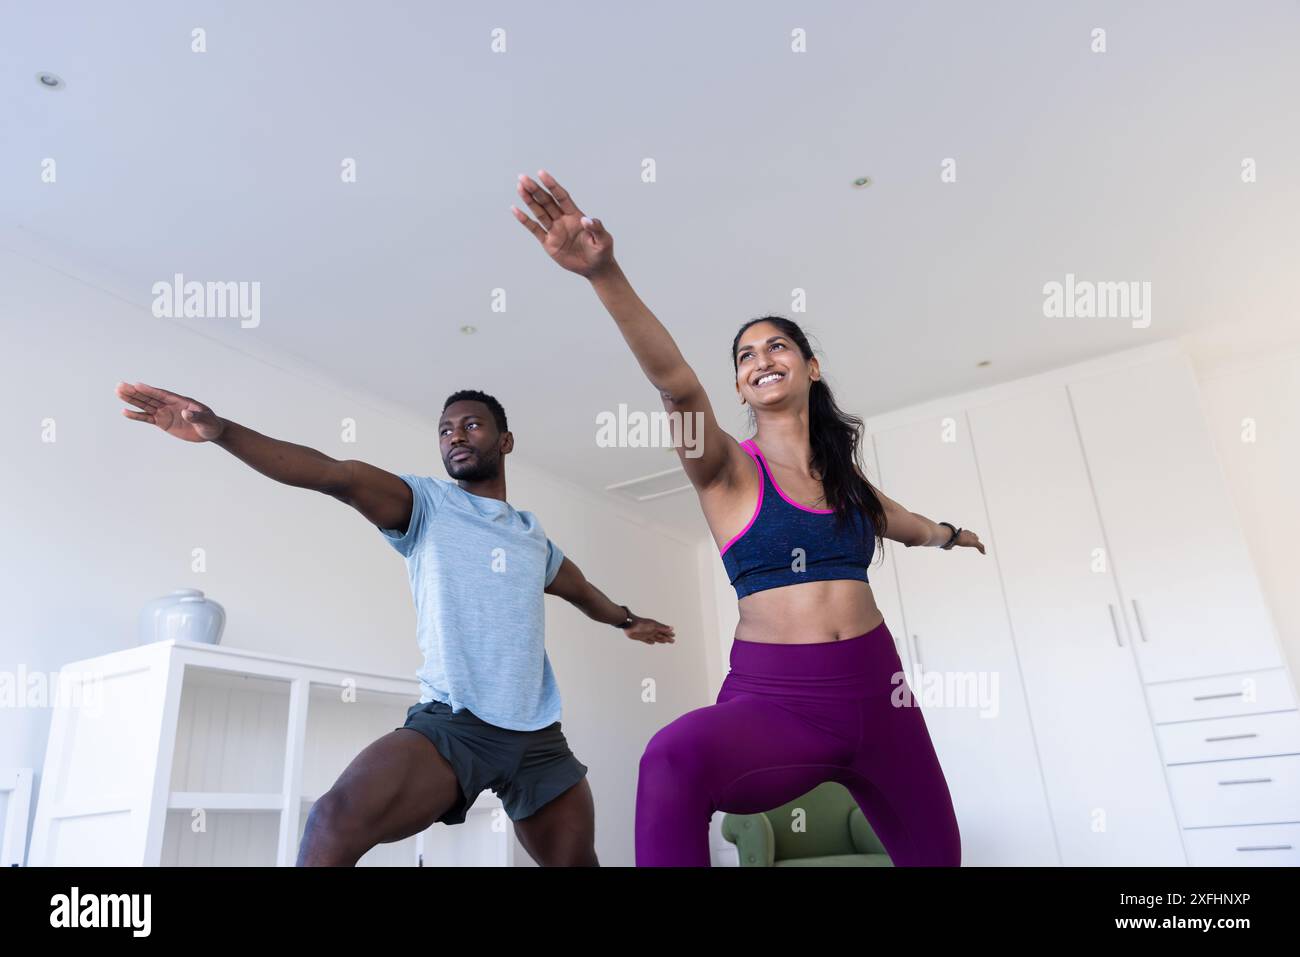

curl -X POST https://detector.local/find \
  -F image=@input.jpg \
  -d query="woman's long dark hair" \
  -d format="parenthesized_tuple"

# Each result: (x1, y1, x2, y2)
(731, 315, 887, 562)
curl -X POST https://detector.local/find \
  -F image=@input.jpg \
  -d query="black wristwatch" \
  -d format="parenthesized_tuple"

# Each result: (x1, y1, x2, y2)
(613, 605, 634, 629)
(938, 522, 961, 550)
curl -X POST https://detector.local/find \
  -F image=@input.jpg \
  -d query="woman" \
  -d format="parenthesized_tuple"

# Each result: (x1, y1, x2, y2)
(512, 170, 984, 867)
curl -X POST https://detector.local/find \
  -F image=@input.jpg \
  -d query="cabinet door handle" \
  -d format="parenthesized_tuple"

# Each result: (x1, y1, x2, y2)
(1131, 598, 1149, 642)
(1107, 603, 1124, 647)
(912, 634, 922, 669)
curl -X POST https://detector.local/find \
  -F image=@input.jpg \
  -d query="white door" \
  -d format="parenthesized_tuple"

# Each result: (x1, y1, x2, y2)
(1066, 354, 1282, 683)
(968, 387, 1186, 865)
(872, 413, 1058, 866)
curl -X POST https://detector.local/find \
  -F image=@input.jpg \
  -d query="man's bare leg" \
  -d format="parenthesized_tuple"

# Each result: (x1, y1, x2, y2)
(511, 777, 599, 866)
(297, 728, 461, 866)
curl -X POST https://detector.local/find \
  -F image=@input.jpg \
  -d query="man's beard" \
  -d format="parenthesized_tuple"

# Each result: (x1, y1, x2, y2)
(447, 451, 499, 482)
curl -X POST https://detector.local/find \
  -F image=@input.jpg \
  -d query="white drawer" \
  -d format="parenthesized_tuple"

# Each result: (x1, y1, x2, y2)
(1158, 710, 1300, 765)
(1166, 754, 1300, 828)
(1148, 669, 1297, 723)
(1183, 822, 1300, 866)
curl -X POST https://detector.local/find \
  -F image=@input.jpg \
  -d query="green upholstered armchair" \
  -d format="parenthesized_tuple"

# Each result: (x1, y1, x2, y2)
(720, 781, 893, 867)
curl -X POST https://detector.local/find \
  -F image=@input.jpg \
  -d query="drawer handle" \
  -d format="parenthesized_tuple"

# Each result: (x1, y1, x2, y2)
(1217, 777, 1272, 786)
(1193, 691, 1245, 701)
(1205, 733, 1258, 743)
(1107, 603, 1124, 647)
(1131, 598, 1148, 642)
(1237, 844, 1292, 852)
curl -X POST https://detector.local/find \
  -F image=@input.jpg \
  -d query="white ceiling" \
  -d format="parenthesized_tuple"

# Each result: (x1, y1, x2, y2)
(5, 1, 1298, 535)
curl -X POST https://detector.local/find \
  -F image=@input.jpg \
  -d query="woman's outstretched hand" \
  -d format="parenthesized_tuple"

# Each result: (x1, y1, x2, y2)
(512, 170, 614, 278)
(955, 529, 986, 555)
(116, 381, 225, 442)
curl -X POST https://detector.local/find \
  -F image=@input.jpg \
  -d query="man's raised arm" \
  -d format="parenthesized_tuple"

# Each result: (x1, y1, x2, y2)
(115, 380, 412, 532)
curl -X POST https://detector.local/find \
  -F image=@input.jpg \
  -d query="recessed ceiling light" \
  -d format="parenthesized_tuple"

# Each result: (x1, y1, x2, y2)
(852, 176, 872, 188)
(36, 72, 65, 90)
(460, 325, 477, 335)
(976, 359, 991, 367)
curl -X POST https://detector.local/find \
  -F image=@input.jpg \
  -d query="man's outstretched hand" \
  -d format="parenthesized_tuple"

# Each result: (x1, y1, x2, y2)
(623, 615, 676, 646)
(116, 381, 225, 442)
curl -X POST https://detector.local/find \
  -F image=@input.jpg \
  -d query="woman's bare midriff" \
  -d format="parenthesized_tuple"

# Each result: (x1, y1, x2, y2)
(734, 579, 885, 644)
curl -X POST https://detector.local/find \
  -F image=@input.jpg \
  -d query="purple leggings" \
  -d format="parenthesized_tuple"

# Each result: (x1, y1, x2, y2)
(635, 619, 961, 866)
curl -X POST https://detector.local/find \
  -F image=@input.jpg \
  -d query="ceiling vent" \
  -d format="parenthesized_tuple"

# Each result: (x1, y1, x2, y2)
(605, 465, 692, 503)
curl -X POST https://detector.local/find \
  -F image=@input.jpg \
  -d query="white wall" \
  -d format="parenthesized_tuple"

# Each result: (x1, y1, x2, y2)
(0, 241, 711, 867)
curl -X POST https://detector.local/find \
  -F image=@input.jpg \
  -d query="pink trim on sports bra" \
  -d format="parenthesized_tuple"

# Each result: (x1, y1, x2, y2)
(748, 440, 835, 514)
(718, 441, 764, 557)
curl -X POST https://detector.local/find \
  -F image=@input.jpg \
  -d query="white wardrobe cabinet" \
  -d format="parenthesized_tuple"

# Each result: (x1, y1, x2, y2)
(1067, 350, 1298, 850)
(965, 388, 1184, 865)
(872, 413, 1059, 866)
(864, 340, 1297, 865)
(1066, 358, 1280, 684)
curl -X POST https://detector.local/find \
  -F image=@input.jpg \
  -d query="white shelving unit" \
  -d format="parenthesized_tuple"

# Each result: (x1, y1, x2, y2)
(29, 640, 513, 866)
(1, 768, 33, 867)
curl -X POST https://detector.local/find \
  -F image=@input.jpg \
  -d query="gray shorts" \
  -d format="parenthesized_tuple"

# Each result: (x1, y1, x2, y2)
(397, 699, 589, 825)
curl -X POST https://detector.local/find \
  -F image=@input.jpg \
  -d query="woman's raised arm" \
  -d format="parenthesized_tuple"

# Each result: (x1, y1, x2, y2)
(513, 170, 746, 492)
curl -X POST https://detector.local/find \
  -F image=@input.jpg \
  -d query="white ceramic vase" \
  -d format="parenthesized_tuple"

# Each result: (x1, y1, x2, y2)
(139, 588, 227, 646)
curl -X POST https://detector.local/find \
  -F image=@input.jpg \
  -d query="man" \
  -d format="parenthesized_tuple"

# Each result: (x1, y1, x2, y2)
(115, 381, 675, 866)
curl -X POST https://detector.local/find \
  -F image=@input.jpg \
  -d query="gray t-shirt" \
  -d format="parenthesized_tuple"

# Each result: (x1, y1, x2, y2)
(379, 474, 566, 731)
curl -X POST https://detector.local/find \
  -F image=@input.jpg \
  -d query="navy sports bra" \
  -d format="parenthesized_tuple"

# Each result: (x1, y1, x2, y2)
(719, 439, 875, 599)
